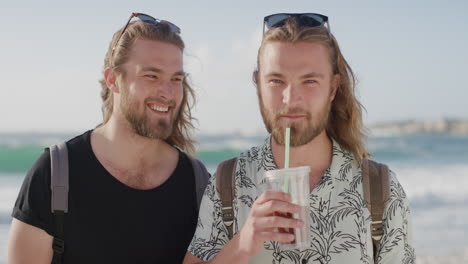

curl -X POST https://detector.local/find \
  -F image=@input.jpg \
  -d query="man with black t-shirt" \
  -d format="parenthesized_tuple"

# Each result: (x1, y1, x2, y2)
(7, 13, 209, 264)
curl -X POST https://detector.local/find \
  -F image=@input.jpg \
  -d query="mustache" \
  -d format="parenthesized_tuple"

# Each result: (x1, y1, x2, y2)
(145, 98, 176, 108)
(274, 107, 310, 120)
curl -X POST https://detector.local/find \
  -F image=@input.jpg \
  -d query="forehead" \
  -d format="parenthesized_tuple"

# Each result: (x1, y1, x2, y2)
(260, 41, 332, 75)
(127, 39, 183, 72)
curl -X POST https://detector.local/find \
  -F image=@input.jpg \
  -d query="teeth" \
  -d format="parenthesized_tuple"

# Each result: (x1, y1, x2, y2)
(150, 105, 169, 112)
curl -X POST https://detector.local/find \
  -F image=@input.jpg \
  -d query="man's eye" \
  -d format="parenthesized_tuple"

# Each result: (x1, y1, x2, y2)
(145, 75, 158, 79)
(305, 80, 317, 84)
(269, 79, 283, 84)
(172, 77, 184, 82)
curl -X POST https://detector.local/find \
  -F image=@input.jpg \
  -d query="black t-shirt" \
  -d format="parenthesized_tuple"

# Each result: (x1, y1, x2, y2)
(12, 130, 197, 263)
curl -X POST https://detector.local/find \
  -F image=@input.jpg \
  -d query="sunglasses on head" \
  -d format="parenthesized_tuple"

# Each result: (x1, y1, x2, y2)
(111, 12, 181, 58)
(263, 13, 331, 38)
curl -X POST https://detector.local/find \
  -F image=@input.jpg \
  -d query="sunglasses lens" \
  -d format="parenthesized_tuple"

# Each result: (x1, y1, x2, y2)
(264, 13, 328, 32)
(135, 14, 181, 34)
(137, 14, 156, 23)
(299, 14, 326, 27)
(265, 14, 290, 30)
(167, 23, 181, 34)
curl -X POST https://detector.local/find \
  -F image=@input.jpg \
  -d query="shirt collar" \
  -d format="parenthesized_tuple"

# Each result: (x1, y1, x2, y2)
(256, 135, 355, 183)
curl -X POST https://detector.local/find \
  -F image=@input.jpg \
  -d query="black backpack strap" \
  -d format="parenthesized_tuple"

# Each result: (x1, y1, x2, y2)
(215, 158, 238, 239)
(362, 158, 390, 263)
(52, 211, 65, 264)
(49, 142, 69, 264)
(188, 156, 211, 211)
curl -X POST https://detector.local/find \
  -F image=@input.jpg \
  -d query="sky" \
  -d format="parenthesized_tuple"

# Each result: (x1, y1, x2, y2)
(1, 0, 467, 135)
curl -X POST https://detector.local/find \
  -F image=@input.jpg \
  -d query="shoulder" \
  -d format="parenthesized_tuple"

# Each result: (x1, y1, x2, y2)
(65, 130, 93, 152)
(20, 131, 92, 196)
(185, 153, 209, 174)
(184, 153, 211, 195)
(366, 161, 412, 219)
(12, 148, 53, 233)
(239, 140, 265, 161)
(25, 130, 95, 191)
(367, 160, 407, 195)
(387, 169, 410, 204)
(237, 137, 273, 169)
(25, 148, 52, 185)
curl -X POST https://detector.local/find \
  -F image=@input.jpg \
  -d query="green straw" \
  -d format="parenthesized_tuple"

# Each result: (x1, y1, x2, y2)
(283, 128, 290, 193)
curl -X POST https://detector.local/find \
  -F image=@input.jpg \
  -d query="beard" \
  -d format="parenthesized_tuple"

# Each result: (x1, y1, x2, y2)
(259, 97, 331, 147)
(120, 86, 178, 140)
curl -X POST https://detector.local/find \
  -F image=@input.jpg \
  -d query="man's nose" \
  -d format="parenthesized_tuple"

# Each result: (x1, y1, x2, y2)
(282, 84, 301, 106)
(157, 79, 174, 101)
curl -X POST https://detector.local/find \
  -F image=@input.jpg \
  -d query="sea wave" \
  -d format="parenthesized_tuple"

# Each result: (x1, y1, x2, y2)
(393, 164, 468, 205)
(2, 133, 468, 209)
(0, 145, 44, 173)
(2, 133, 467, 172)
(368, 135, 468, 165)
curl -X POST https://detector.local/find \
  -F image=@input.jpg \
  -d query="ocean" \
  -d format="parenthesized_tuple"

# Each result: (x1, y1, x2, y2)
(1, 132, 467, 262)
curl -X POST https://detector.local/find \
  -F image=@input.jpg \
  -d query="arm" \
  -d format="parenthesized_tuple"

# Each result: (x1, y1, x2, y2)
(8, 150, 56, 264)
(376, 171, 415, 264)
(184, 190, 303, 264)
(7, 218, 53, 264)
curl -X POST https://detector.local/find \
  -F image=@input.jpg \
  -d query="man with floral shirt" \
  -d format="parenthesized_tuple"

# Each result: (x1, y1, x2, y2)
(184, 13, 415, 264)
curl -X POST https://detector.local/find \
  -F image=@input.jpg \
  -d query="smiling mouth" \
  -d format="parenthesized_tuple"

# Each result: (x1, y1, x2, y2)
(148, 103, 170, 113)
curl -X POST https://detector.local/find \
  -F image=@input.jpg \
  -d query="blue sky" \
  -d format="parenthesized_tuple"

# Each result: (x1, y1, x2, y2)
(1, 0, 467, 134)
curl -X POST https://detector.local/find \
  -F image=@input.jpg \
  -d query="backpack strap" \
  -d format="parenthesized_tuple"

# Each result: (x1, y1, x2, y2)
(215, 158, 238, 239)
(49, 142, 69, 264)
(188, 156, 211, 211)
(362, 158, 390, 262)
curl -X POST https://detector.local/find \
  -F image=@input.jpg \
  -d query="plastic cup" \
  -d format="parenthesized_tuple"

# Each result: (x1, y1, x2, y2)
(264, 166, 311, 250)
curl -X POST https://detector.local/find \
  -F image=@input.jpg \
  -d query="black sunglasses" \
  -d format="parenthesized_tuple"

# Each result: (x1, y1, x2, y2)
(111, 12, 181, 58)
(263, 13, 331, 38)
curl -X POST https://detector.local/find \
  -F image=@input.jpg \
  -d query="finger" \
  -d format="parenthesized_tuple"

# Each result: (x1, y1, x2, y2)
(255, 190, 291, 205)
(252, 215, 304, 230)
(258, 231, 295, 243)
(262, 227, 276, 232)
(254, 200, 302, 217)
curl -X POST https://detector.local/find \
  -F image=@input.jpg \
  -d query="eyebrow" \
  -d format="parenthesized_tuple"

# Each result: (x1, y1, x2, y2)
(264, 72, 325, 79)
(264, 72, 285, 79)
(300, 72, 325, 79)
(141, 66, 186, 76)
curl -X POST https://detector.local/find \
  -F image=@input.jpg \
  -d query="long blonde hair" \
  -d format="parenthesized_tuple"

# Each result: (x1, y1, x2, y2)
(99, 20, 197, 155)
(254, 18, 369, 161)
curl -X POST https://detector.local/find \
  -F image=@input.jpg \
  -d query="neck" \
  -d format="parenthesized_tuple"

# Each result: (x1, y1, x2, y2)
(92, 115, 174, 170)
(271, 130, 333, 178)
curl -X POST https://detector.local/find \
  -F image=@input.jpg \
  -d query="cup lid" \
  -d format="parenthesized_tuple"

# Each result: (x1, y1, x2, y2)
(264, 166, 311, 179)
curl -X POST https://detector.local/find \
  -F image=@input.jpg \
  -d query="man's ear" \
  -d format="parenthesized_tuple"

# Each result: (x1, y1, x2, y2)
(330, 74, 340, 101)
(252, 69, 259, 86)
(103, 67, 120, 93)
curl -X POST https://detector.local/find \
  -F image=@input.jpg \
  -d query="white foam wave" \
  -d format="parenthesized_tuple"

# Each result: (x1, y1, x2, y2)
(392, 164, 468, 204)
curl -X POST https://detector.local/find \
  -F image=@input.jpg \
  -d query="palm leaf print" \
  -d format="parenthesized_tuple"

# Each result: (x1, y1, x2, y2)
(238, 195, 254, 207)
(329, 231, 361, 253)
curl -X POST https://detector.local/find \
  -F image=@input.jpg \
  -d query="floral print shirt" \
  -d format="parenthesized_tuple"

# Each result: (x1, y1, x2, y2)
(188, 137, 415, 263)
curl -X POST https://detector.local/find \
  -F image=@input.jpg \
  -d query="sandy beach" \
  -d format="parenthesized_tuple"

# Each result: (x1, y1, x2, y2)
(417, 248, 468, 264)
